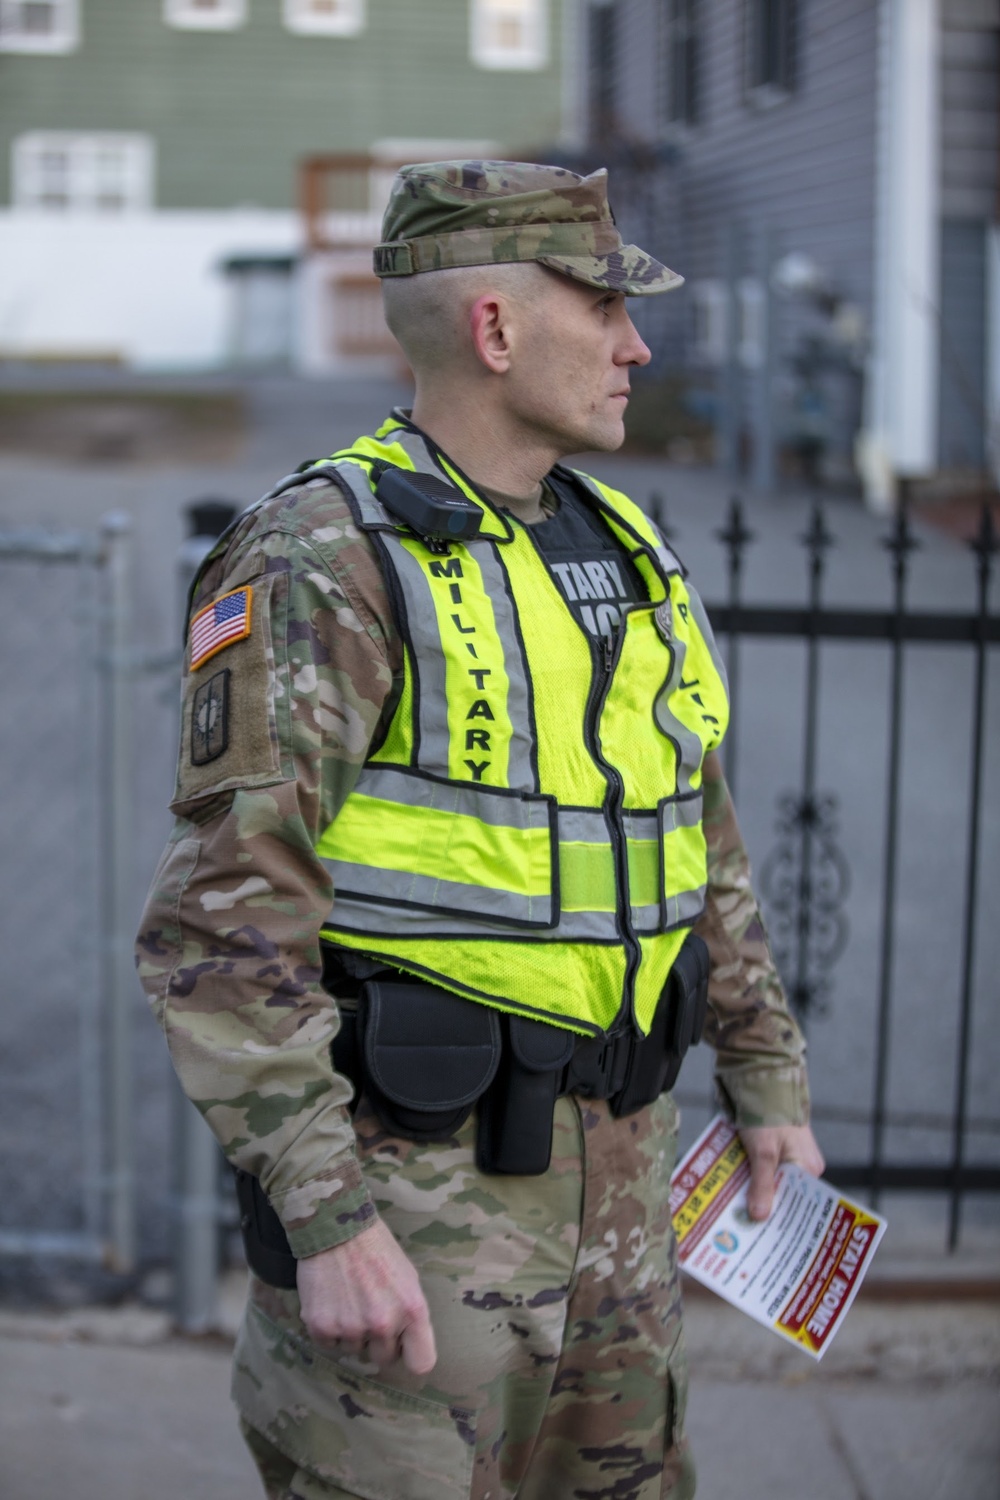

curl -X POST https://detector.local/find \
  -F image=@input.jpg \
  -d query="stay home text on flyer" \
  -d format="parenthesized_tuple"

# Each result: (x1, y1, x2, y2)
(670, 1115, 887, 1359)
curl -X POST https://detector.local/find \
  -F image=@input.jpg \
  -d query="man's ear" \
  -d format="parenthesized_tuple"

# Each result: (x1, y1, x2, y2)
(469, 293, 512, 374)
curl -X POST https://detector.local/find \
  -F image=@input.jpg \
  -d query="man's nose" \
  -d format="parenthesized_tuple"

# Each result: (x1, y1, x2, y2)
(618, 313, 651, 367)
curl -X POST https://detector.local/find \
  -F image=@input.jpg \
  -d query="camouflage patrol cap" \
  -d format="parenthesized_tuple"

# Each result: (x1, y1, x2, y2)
(373, 159, 682, 296)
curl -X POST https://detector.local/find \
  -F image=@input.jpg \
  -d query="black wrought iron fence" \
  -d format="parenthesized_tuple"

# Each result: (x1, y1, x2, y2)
(652, 492, 999, 1249)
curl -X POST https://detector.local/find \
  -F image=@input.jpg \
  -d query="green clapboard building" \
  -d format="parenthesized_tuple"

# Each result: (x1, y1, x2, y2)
(0, 0, 581, 368)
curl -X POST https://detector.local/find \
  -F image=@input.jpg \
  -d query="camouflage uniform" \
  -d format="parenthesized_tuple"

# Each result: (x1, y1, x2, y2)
(136, 162, 809, 1500)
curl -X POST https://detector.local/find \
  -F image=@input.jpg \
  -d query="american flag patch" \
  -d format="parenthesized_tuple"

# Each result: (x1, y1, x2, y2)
(189, 587, 253, 671)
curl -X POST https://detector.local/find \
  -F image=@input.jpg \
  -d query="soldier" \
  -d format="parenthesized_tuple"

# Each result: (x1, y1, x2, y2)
(137, 161, 823, 1500)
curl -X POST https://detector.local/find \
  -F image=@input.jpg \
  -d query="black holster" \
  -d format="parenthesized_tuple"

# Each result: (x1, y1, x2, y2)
(611, 929, 710, 1116)
(233, 1167, 298, 1289)
(477, 1016, 575, 1176)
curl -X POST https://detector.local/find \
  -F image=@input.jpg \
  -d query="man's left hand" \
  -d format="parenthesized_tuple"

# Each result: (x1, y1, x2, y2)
(739, 1124, 825, 1221)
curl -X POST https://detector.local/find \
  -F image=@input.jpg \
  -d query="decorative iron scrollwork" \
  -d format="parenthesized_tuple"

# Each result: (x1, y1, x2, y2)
(758, 789, 850, 1020)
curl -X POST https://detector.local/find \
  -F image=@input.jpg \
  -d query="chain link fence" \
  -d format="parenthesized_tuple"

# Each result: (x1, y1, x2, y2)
(0, 520, 139, 1280)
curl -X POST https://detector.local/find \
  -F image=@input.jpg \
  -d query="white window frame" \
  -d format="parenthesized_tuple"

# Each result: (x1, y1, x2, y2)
(163, 0, 246, 33)
(743, 0, 797, 109)
(0, 0, 79, 54)
(283, 0, 366, 38)
(689, 280, 727, 367)
(737, 277, 766, 368)
(12, 132, 155, 213)
(471, 0, 548, 72)
(663, 0, 701, 129)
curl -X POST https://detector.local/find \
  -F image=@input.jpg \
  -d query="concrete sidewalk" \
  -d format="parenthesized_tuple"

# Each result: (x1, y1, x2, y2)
(1, 1278, 997, 1500)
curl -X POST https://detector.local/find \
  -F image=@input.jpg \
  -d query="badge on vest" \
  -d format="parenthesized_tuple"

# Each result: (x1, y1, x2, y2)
(654, 598, 673, 643)
(191, 668, 229, 765)
(189, 586, 253, 672)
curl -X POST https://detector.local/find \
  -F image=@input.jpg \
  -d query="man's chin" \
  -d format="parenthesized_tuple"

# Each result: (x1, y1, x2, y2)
(575, 419, 627, 456)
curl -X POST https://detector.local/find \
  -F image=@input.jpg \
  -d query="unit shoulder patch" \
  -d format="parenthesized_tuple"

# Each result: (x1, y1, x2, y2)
(190, 586, 253, 671)
(191, 668, 230, 765)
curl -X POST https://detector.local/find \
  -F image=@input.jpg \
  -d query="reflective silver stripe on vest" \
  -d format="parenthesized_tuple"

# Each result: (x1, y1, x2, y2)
(320, 766, 557, 930)
(659, 794, 703, 832)
(325, 895, 619, 943)
(336, 765, 541, 827)
(381, 425, 452, 481)
(621, 807, 660, 934)
(321, 773, 618, 942)
(659, 793, 707, 930)
(651, 621, 705, 798)
(328, 869, 552, 929)
(379, 533, 537, 791)
(663, 885, 707, 930)
(685, 585, 731, 704)
(558, 807, 609, 842)
(381, 537, 450, 772)
(327, 458, 394, 527)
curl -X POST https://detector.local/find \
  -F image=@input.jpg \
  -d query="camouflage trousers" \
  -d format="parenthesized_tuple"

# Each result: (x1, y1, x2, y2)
(233, 1091, 696, 1500)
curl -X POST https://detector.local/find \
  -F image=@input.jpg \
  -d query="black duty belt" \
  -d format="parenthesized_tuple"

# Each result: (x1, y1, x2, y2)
(236, 937, 710, 1288)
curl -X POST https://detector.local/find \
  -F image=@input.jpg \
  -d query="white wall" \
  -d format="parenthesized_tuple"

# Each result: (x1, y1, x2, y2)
(0, 208, 299, 368)
(860, 0, 940, 511)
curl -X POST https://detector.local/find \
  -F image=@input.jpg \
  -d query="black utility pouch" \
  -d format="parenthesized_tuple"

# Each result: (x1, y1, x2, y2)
(234, 1168, 297, 1290)
(330, 1004, 362, 1113)
(662, 930, 710, 1087)
(477, 1015, 575, 1176)
(612, 931, 711, 1117)
(360, 979, 502, 1142)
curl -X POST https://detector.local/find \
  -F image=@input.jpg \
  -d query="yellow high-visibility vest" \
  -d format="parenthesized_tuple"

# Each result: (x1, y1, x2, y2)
(316, 416, 729, 1038)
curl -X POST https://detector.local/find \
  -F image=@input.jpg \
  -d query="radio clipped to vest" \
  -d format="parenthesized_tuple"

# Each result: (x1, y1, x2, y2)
(373, 464, 482, 545)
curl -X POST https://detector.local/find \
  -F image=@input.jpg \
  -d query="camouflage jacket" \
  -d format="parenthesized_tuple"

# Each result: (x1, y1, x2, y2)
(136, 439, 810, 1259)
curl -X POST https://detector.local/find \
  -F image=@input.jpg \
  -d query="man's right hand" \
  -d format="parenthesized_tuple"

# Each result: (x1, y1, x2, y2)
(296, 1218, 437, 1376)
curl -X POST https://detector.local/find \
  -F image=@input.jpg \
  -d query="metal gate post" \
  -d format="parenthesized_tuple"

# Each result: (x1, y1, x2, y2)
(751, 226, 777, 493)
(172, 499, 239, 1330)
(720, 221, 741, 477)
(101, 512, 136, 1272)
(173, 1078, 224, 1331)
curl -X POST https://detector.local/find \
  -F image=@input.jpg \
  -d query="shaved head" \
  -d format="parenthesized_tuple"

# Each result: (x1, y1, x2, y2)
(382, 262, 552, 376)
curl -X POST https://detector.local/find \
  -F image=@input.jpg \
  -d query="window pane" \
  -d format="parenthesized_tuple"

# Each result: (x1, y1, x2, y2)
(284, 0, 364, 34)
(472, 0, 545, 69)
(496, 16, 522, 47)
(0, 0, 76, 49)
(14, 132, 153, 212)
(23, 2, 56, 33)
(747, 0, 796, 95)
(164, 0, 245, 29)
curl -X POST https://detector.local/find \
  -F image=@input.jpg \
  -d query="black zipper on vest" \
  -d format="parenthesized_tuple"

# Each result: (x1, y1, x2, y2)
(587, 612, 642, 1034)
(515, 513, 643, 1034)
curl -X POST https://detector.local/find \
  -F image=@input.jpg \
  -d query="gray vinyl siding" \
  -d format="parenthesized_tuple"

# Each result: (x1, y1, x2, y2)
(937, 9, 997, 470)
(668, 0, 877, 305)
(0, 0, 565, 209)
(938, 219, 988, 470)
(940, 15, 1000, 221)
(585, 0, 878, 472)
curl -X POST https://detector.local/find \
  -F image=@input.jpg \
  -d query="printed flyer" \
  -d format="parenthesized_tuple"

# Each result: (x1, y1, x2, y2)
(670, 1115, 886, 1359)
